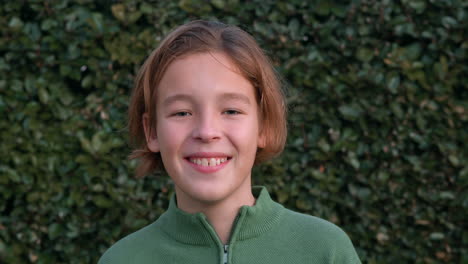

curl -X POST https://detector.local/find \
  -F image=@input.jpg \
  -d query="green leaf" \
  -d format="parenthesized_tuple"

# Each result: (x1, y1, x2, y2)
(38, 88, 49, 104)
(111, 4, 126, 22)
(441, 16, 457, 29)
(387, 75, 400, 94)
(430, 232, 444, 240)
(48, 223, 62, 240)
(8, 17, 23, 30)
(317, 138, 330, 152)
(405, 43, 422, 61)
(448, 155, 459, 166)
(59, 89, 74, 106)
(439, 191, 455, 200)
(41, 19, 57, 30)
(296, 198, 312, 210)
(408, 0, 426, 13)
(347, 152, 360, 169)
(356, 47, 374, 62)
(93, 195, 113, 208)
(314, 0, 331, 16)
(91, 132, 103, 153)
(433, 56, 448, 80)
(339, 105, 363, 120)
(89, 13, 104, 34)
(179, 0, 212, 14)
(81, 75, 93, 88)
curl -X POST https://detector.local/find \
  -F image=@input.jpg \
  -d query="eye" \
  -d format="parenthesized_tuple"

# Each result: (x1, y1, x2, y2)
(223, 109, 241, 115)
(173, 111, 191, 117)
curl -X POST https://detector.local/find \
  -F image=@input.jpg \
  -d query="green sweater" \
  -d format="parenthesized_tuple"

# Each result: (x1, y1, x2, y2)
(99, 187, 361, 264)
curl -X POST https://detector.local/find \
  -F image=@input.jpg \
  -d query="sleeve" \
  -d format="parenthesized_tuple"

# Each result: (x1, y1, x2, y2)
(331, 228, 361, 264)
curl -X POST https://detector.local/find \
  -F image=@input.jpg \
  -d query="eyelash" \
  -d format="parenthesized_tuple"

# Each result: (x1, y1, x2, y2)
(173, 111, 191, 117)
(223, 109, 241, 115)
(170, 109, 242, 117)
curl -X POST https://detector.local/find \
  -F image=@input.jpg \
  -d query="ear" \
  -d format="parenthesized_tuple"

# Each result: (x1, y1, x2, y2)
(142, 113, 160, 153)
(257, 130, 266, 149)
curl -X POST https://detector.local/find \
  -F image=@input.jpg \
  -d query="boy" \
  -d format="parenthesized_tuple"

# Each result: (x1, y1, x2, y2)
(99, 20, 361, 264)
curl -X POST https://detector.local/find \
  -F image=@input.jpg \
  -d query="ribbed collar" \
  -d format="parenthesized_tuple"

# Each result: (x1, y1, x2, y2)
(156, 186, 284, 246)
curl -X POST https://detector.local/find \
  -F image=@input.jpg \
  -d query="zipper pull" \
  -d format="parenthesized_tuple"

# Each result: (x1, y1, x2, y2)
(223, 245, 229, 264)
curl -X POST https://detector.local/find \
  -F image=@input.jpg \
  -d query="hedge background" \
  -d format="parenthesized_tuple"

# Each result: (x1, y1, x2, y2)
(1, 0, 467, 263)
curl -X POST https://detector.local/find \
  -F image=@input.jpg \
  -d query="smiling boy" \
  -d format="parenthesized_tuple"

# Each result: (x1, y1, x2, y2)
(144, 51, 262, 244)
(99, 20, 361, 264)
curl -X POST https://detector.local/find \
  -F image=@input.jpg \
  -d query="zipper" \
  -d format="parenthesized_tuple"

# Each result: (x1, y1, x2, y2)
(223, 244, 229, 264)
(197, 209, 246, 264)
(222, 207, 247, 264)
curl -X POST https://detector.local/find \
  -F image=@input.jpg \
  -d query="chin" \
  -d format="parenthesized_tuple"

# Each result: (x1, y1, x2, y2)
(185, 183, 236, 204)
(195, 188, 231, 204)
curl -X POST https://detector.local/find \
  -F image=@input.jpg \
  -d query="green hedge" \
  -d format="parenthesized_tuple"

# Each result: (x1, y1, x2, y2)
(1, 1, 466, 263)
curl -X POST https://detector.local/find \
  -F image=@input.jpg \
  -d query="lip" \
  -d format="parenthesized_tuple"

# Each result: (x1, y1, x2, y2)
(184, 152, 232, 173)
(184, 152, 231, 159)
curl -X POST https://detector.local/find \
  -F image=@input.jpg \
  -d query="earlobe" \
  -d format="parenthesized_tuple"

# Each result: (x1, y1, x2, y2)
(142, 113, 160, 153)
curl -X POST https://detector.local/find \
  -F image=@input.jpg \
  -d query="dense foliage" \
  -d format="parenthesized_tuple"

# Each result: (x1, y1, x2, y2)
(1, 0, 466, 263)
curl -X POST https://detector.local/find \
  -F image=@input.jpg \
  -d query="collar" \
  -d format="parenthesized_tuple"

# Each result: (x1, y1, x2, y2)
(156, 186, 284, 246)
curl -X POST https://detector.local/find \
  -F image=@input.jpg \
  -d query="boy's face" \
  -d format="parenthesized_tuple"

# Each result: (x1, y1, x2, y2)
(145, 52, 265, 206)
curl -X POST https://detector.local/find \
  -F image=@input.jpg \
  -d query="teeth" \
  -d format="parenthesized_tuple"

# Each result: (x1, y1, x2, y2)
(189, 157, 229, 167)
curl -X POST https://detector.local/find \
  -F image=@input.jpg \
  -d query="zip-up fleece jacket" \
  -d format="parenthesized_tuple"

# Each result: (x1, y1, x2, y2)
(98, 186, 361, 264)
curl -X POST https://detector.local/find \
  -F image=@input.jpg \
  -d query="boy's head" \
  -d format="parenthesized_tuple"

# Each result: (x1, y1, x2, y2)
(128, 20, 287, 178)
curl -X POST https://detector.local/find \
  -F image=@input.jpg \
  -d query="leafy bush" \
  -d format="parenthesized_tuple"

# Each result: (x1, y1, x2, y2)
(1, 1, 466, 263)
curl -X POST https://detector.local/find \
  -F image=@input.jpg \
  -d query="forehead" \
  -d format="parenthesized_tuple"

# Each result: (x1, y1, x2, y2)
(156, 52, 256, 104)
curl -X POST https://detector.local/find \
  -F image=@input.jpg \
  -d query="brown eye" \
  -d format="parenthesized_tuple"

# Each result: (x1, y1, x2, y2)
(174, 111, 191, 117)
(223, 110, 241, 115)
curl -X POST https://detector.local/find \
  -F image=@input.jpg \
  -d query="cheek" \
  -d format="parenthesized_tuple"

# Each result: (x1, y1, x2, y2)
(157, 122, 185, 152)
(227, 117, 260, 144)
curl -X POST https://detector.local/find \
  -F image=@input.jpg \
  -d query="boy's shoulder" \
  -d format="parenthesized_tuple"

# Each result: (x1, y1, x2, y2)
(282, 208, 349, 237)
(98, 220, 162, 264)
(276, 208, 361, 263)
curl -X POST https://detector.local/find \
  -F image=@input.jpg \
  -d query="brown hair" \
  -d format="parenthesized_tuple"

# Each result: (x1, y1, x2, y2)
(128, 20, 287, 178)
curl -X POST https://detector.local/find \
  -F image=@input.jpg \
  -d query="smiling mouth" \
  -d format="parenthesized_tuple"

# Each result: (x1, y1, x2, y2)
(186, 157, 231, 167)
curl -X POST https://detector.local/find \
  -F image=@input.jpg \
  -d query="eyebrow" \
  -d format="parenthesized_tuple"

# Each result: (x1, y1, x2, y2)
(162, 94, 194, 108)
(162, 92, 251, 107)
(219, 92, 251, 106)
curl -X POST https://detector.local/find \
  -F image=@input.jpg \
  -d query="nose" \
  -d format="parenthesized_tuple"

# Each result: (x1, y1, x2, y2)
(192, 112, 221, 143)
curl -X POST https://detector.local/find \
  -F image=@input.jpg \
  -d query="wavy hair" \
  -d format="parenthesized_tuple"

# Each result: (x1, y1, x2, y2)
(128, 20, 287, 177)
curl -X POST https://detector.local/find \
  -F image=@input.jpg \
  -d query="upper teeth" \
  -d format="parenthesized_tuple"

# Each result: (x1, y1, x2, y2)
(189, 157, 228, 167)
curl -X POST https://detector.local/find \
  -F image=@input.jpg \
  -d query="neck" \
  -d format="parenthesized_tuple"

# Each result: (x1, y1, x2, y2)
(175, 187, 256, 244)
